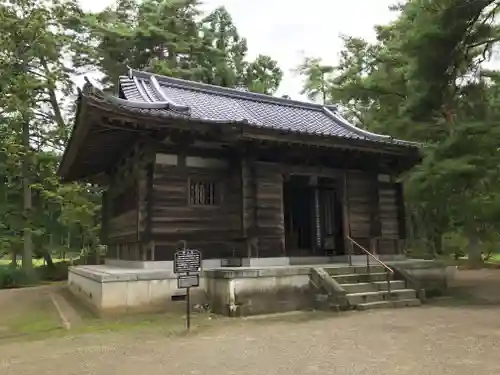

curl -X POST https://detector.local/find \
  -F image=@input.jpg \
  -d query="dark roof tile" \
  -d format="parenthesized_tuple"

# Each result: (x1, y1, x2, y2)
(110, 69, 419, 148)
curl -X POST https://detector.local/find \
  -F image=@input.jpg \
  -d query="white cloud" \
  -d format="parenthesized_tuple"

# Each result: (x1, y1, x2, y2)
(79, 0, 398, 98)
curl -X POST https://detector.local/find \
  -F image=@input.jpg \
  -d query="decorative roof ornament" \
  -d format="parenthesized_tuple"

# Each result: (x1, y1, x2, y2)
(149, 76, 190, 113)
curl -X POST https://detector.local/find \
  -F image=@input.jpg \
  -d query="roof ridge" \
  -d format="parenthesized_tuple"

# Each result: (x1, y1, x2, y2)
(128, 68, 334, 112)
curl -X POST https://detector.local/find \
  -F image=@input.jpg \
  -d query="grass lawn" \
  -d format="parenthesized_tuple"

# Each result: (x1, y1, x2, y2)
(0, 257, 76, 267)
(489, 253, 500, 262)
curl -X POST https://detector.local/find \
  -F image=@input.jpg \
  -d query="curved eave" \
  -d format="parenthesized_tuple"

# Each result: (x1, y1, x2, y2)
(57, 90, 87, 181)
(59, 82, 421, 183)
(92, 93, 420, 158)
(124, 69, 421, 150)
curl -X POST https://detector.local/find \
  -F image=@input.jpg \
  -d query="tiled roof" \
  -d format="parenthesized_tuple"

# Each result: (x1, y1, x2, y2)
(101, 69, 419, 147)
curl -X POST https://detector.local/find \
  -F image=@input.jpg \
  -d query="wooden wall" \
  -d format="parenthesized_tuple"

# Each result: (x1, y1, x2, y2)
(106, 145, 406, 260)
(344, 171, 405, 254)
(254, 162, 285, 257)
(103, 141, 152, 260)
(150, 156, 286, 260)
(377, 180, 404, 254)
(150, 153, 242, 260)
(345, 171, 373, 251)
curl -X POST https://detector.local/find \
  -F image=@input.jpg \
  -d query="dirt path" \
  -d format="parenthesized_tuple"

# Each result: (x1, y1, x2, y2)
(1, 270, 500, 375)
(449, 268, 500, 303)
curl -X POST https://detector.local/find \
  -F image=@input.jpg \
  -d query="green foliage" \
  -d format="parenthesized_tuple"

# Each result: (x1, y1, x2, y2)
(0, 267, 28, 289)
(0, 261, 70, 289)
(297, 0, 500, 263)
(0, 0, 285, 282)
(0, 0, 102, 271)
(77, 2, 283, 93)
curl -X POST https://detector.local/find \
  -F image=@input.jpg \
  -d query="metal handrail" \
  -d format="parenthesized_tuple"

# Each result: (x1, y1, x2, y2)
(346, 236, 394, 293)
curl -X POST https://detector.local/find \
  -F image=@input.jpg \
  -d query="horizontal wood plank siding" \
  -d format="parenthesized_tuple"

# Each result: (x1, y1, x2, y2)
(106, 142, 153, 253)
(377, 182, 402, 254)
(109, 211, 137, 241)
(242, 158, 255, 236)
(344, 171, 404, 255)
(345, 171, 372, 251)
(255, 162, 285, 257)
(379, 183, 399, 238)
(151, 157, 242, 259)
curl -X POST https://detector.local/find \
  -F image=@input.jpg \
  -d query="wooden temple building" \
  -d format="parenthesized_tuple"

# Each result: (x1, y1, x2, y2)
(58, 69, 421, 264)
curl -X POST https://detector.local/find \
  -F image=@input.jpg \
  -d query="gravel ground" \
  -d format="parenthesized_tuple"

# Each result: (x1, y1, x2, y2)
(1, 270, 500, 375)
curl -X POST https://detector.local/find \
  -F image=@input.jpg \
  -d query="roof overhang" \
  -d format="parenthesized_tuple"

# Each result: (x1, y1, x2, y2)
(58, 89, 422, 183)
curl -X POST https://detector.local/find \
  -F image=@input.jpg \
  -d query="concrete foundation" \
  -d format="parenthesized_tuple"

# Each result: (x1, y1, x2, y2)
(68, 257, 453, 316)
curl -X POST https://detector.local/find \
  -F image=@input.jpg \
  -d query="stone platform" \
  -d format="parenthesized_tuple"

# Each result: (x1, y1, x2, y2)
(67, 257, 454, 316)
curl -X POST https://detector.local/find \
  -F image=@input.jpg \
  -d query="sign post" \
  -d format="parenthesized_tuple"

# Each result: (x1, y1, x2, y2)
(174, 245, 202, 331)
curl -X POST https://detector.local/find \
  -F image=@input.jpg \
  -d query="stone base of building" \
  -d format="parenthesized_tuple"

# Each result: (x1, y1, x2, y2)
(68, 257, 453, 316)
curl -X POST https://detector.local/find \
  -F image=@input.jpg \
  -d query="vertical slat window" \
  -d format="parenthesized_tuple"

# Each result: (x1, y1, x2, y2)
(189, 180, 218, 206)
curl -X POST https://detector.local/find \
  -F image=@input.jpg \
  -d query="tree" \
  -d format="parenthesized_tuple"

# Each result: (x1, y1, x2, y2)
(296, 0, 500, 265)
(78, 1, 283, 93)
(244, 55, 283, 95)
(295, 57, 333, 104)
(0, 0, 100, 273)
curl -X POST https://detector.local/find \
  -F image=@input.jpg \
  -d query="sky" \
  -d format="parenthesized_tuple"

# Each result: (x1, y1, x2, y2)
(80, 0, 399, 99)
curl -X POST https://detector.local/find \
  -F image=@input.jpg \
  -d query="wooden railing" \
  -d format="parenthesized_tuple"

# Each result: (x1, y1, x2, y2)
(346, 236, 394, 293)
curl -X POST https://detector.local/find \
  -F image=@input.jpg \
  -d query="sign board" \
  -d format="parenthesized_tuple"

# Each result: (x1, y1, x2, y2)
(177, 274, 200, 289)
(174, 249, 202, 274)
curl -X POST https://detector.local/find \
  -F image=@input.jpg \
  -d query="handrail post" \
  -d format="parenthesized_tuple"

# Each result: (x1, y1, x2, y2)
(348, 240, 353, 266)
(347, 236, 394, 294)
(387, 271, 391, 294)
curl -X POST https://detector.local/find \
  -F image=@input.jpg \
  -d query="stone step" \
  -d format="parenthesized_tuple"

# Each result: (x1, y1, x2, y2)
(324, 265, 386, 276)
(356, 298, 422, 311)
(332, 272, 389, 284)
(323, 266, 357, 276)
(352, 265, 385, 274)
(340, 282, 376, 294)
(372, 280, 406, 291)
(346, 289, 417, 305)
(340, 280, 405, 294)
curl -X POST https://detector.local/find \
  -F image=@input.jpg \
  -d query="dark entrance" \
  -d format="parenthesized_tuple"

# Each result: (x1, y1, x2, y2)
(316, 177, 345, 256)
(283, 175, 315, 254)
(283, 175, 344, 256)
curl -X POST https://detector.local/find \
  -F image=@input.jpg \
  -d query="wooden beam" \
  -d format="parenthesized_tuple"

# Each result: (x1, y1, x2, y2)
(240, 128, 418, 157)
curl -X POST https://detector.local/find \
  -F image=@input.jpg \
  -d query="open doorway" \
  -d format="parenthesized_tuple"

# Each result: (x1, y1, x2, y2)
(283, 175, 344, 256)
(283, 175, 315, 254)
(317, 177, 345, 256)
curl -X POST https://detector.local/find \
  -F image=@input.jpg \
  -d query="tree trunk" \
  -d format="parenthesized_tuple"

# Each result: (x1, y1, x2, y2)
(21, 120, 34, 278)
(467, 234, 483, 268)
(10, 246, 17, 268)
(43, 253, 54, 267)
(433, 232, 443, 256)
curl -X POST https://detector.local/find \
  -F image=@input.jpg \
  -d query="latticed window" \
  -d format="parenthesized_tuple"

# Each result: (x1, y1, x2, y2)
(189, 180, 218, 206)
